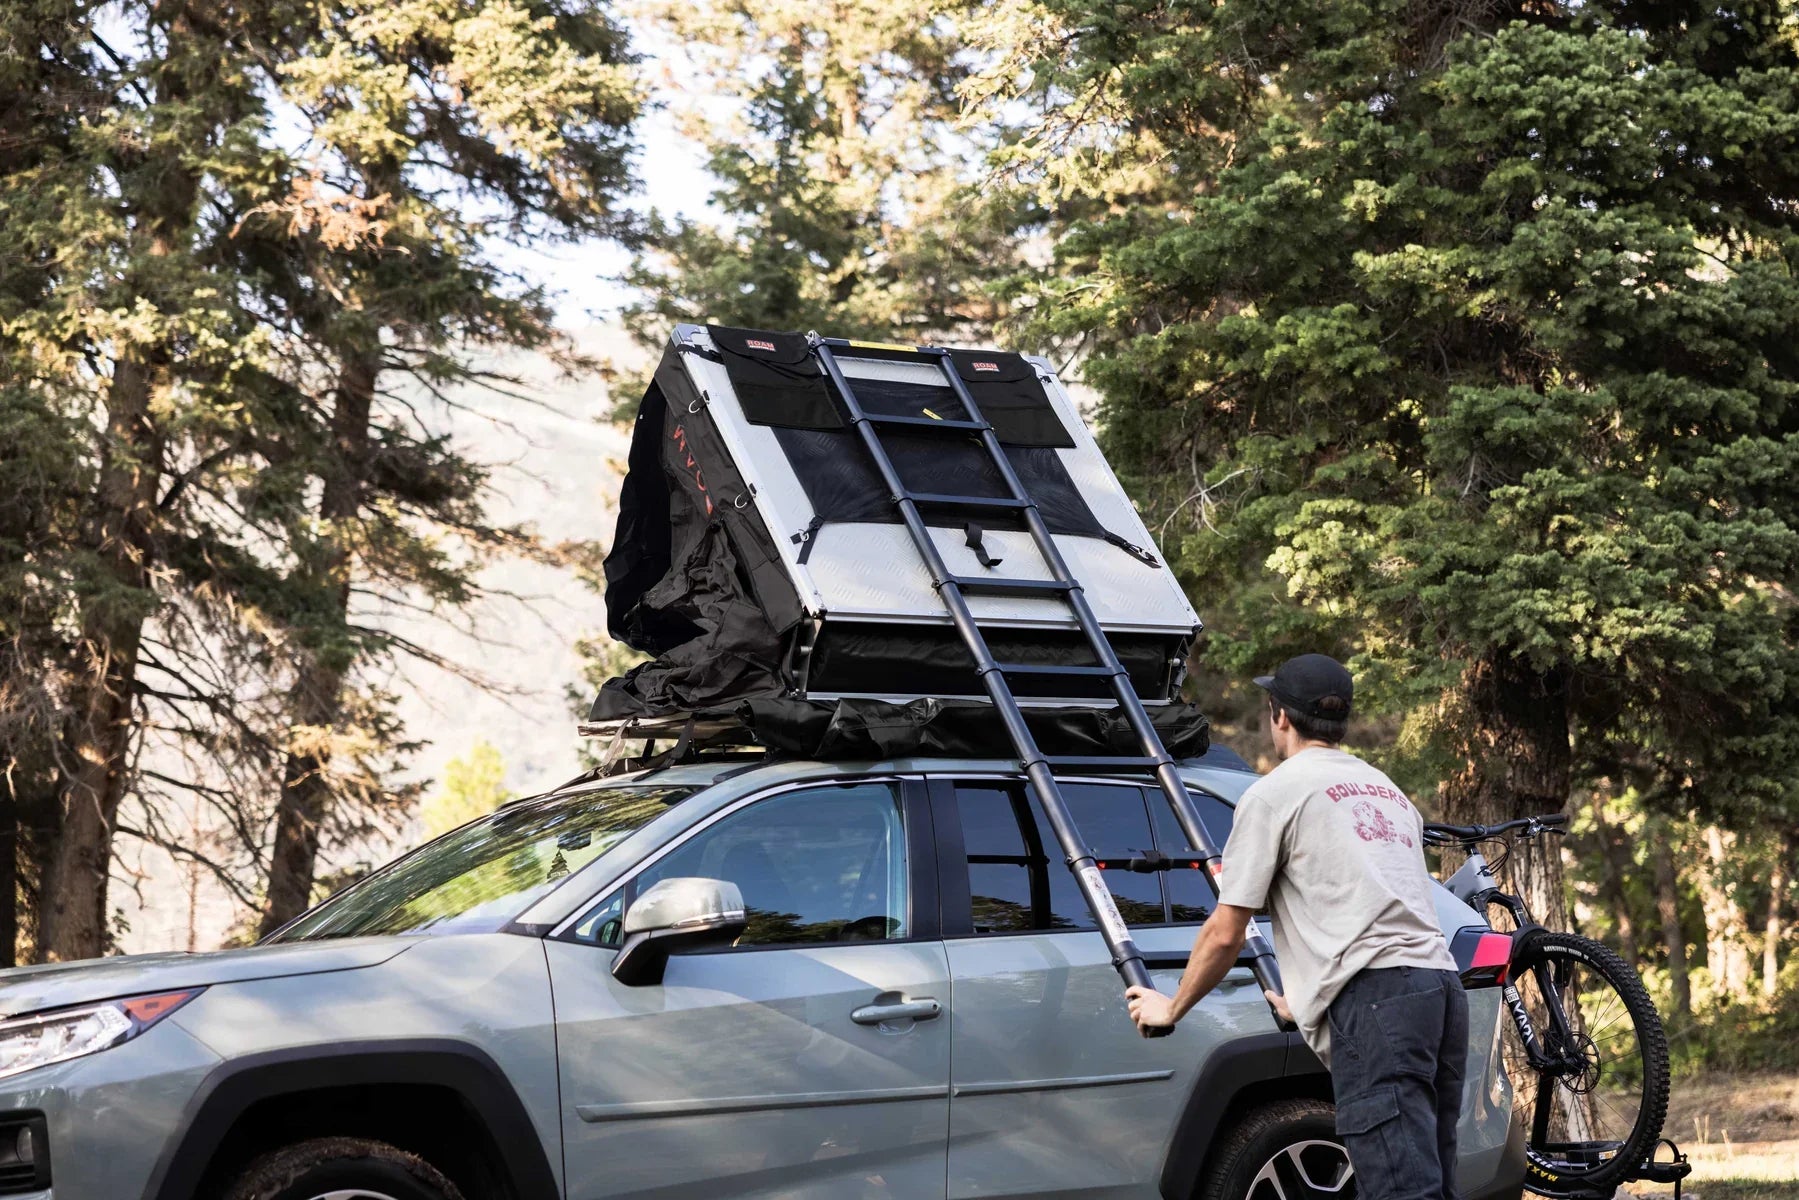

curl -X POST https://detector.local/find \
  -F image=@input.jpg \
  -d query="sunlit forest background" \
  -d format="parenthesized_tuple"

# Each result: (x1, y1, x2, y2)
(5, 1, 1799, 1187)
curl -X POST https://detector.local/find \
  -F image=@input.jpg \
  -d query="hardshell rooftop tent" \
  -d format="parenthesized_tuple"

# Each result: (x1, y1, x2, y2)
(593, 324, 1206, 759)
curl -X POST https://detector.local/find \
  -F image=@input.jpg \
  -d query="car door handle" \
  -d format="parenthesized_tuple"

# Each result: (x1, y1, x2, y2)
(851, 997, 942, 1025)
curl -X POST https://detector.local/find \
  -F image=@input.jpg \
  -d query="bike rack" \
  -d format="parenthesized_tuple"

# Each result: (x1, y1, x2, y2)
(1534, 1139, 1691, 1200)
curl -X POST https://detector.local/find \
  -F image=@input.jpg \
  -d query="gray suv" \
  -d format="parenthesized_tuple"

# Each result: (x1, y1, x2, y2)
(0, 751, 1526, 1200)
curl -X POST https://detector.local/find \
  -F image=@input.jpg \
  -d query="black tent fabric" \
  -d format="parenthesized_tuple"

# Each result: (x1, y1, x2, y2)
(738, 696, 1210, 761)
(601, 343, 802, 706)
(708, 325, 844, 429)
(770, 428, 1104, 534)
(945, 349, 1075, 448)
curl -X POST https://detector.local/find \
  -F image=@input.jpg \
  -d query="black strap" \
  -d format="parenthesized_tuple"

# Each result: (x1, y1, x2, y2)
(1126, 849, 1172, 874)
(791, 514, 825, 564)
(1104, 530, 1160, 568)
(634, 717, 697, 771)
(964, 522, 1004, 568)
(676, 341, 724, 363)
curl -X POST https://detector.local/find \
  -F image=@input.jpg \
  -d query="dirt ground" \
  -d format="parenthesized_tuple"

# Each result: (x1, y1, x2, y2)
(1625, 1073, 1799, 1200)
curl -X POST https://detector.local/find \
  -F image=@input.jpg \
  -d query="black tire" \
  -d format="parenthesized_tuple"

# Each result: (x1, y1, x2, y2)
(222, 1137, 466, 1200)
(1199, 1098, 1354, 1200)
(1503, 930, 1670, 1196)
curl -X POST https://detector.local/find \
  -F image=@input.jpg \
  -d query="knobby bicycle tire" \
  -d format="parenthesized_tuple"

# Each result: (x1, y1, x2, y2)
(1505, 930, 1670, 1196)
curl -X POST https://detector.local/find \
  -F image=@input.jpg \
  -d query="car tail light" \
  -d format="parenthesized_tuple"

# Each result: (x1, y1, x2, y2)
(1450, 927, 1513, 987)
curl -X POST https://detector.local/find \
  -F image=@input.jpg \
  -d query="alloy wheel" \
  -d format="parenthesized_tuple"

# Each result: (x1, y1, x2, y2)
(1246, 1138, 1354, 1200)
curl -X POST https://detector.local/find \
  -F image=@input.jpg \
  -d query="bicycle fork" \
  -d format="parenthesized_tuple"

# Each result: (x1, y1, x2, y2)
(1479, 894, 1586, 1076)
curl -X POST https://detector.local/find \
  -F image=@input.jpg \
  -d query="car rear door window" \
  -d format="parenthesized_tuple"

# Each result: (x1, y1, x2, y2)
(953, 780, 1166, 930)
(1056, 783, 1167, 926)
(958, 783, 1054, 933)
(1150, 789, 1236, 923)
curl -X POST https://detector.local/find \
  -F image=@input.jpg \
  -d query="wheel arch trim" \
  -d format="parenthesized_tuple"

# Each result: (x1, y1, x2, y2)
(1158, 1030, 1326, 1200)
(140, 1037, 559, 1200)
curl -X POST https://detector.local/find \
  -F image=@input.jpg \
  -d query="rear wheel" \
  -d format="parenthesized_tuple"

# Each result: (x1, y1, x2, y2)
(1199, 1098, 1353, 1200)
(221, 1137, 465, 1200)
(1502, 930, 1670, 1195)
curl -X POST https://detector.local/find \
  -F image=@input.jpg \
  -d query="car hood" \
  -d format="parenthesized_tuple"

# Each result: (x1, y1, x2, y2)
(0, 937, 415, 1018)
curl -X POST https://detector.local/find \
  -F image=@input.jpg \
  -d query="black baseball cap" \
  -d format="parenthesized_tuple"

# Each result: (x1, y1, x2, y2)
(1254, 654, 1354, 720)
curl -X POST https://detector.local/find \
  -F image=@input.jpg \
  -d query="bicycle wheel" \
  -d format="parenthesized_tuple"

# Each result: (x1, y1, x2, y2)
(1501, 930, 1670, 1196)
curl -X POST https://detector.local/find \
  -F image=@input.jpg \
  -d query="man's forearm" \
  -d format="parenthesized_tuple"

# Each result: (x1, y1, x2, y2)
(1167, 920, 1247, 1022)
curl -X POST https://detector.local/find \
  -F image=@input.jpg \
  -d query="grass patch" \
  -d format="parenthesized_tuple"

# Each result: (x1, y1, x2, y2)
(1629, 1144, 1799, 1199)
(1620, 1072, 1799, 1199)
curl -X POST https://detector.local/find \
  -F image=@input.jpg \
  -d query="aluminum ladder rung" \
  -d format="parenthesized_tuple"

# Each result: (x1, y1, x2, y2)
(945, 576, 1073, 596)
(1041, 755, 1167, 770)
(862, 413, 988, 433)
(991, 663, 1120, 678)
(906, 493, 1032, 512)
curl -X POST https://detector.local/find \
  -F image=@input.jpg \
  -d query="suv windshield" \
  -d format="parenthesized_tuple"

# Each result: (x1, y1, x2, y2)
(270, 783, 699, 942)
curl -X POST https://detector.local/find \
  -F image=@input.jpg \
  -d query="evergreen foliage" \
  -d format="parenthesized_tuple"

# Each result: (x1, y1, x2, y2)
(990, 0, 1799, 923)
(0, 0, 640, 960)
(420, 741, 516, 837)
(620, 0, 1025, 348)
(243, 0, 642, 936)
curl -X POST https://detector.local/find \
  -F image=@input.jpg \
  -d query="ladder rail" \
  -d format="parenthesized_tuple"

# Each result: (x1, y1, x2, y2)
(927, 344, 1291, 1023)
(811, 339, 1169, 1028)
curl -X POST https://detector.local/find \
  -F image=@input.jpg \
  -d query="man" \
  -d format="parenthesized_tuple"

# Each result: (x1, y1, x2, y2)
(1126, 653, 1467, 1200)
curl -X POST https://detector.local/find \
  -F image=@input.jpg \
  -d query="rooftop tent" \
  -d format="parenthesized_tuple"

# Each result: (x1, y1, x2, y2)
(593, 324, 1205, 754)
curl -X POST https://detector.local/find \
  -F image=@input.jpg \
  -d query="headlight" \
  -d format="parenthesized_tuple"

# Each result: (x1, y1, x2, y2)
(0, 989, 202, 1081)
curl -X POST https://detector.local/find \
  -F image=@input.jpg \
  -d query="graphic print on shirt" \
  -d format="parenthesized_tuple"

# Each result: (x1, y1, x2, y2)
(1349, 799, 1414, 848)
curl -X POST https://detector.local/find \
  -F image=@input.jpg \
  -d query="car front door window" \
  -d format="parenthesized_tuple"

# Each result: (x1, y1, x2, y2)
(576, 781, 910, 947)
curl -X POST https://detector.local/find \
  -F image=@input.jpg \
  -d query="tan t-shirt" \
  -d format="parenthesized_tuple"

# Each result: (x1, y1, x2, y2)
(1215, 746, 1454, 1064)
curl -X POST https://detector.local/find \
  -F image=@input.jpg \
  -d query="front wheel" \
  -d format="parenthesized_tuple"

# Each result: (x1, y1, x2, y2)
(1502, 930, 1670, 1196)
(221, 1137, 466, 1200)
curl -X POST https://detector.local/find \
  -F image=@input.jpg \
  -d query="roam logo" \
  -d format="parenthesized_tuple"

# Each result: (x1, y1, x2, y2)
(971, 360, 1000, 371)
(746, 338, 777, 352)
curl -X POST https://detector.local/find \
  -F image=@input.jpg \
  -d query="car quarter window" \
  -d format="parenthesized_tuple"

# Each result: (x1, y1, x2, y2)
(573, 781, 909, 948)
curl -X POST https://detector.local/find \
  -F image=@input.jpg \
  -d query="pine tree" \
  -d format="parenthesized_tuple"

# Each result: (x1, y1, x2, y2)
(621, 0, 1024, 348)
(419, 742, 516, 837)
(0, 1, 105, 963)
(247, 0, 641, 935)
(993, 0, 1799, 924)
(2, 0, 305, 960)
(2, 0, 641, 958)
(581, 0, 1029, 702)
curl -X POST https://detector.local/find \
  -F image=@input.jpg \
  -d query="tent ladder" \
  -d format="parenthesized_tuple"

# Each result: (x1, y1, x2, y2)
(809, 334, 1287, 1033)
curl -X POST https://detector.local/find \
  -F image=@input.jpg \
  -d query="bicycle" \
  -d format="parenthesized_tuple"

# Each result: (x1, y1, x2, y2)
(1424, 814, 1672, 1197)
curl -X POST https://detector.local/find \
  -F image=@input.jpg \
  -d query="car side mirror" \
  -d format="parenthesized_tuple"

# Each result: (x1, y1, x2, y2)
(611, 877, 747, 987)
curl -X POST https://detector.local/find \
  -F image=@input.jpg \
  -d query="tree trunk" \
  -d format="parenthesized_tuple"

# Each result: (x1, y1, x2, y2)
(258, 354, 377, 936)
(38, 5, 205, 962)
(6, 774, 58, 966)
(1589, 789, 1636, 958)
(1765, 834, 1787, 998)
(1441, 652, 1574, 930)
(1700, 825, 1752, 996)
(39, 353, 163, 961)
(0, 798, 16, 969)
(1650, 826, 1690, 1024)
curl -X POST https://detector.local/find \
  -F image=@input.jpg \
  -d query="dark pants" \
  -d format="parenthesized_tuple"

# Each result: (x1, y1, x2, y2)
(1328, 966, 1470, 1200)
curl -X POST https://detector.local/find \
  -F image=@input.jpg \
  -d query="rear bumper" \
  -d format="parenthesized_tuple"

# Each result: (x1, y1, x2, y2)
(1465, 1119, 1528, 1200)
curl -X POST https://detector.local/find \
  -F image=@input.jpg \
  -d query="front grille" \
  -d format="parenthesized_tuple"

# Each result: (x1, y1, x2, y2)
(0, 1114, 49, 1195)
